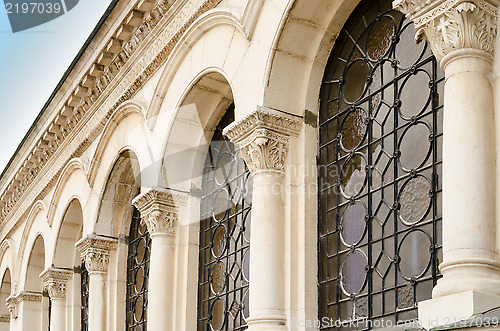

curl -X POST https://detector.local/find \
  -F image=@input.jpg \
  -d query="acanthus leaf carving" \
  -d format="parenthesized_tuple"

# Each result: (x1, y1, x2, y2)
(75, 235, 117, 273)
(394, 0, 499, 62)
(132, 188, 187, 236)
(223, 107, 302, 176)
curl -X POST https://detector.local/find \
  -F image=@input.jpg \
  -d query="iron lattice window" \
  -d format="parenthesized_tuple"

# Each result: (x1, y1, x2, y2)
(197, 105, 252, 331)
(126, 207, 151, 331)
(81, 263, 89, 331)
(318, 0, 443, 328)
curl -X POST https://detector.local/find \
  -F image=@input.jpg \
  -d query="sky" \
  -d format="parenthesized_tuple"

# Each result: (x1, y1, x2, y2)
(0, 0, 114, 174)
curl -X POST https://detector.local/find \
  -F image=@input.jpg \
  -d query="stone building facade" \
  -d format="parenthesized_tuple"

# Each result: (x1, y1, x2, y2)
(0, 0, 499, 330)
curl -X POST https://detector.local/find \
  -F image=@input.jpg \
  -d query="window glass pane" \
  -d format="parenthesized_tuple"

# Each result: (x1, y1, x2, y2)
(318, 0, 443, 328)
(126, 208, 151, 330)
(198, 105, 252, 331)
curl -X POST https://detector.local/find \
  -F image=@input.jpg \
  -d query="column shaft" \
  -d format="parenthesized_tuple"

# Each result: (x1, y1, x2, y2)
(148, 234, 175, 330)
(88, 272, 106, 331)
(248, 173, 285, 324)
(49, 299, 66, 331)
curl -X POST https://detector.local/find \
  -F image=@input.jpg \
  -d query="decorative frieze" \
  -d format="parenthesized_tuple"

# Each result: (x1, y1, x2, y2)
(393, 0, 499, 61)
(76, 235, 118, 273)
(39, 268, 73, 300)
(6, 291, 43, 319)
(0, 0, 221, 227)
(223, 107, 302, 176)
(132, 189, 187, 235)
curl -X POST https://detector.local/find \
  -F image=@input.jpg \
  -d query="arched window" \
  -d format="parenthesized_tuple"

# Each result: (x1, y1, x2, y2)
(81, 263, 89, 331)
(318, 0, 443, 327)
(126, 207, 151, 330)
(197, 105, 252, 330)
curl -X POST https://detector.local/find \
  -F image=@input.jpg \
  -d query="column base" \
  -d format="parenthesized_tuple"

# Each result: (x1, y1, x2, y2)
(418, 291, 500, 330)
(247, 314, 287, 330)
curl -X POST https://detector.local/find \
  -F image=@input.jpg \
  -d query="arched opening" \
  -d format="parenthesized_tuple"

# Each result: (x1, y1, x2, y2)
(53, 199, 84, 331)
(317, 0, 443, 328)
(96, 150, 145, 331)
(0, 269, 11, 330)
(24, 235, 47, 330)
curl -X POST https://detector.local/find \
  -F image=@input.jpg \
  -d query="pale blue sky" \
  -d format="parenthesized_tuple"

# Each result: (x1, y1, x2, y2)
(0, 0, 114, 174)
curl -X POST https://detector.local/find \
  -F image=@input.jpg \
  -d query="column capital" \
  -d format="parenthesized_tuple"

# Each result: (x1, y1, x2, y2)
(75, 234, 117, 273)
(39, 267, 72, 300)
(393, 0, 500, 62)
(132, 188, 187, 236)
(6, 291, 43, 319)
(223, 106, 302, 176)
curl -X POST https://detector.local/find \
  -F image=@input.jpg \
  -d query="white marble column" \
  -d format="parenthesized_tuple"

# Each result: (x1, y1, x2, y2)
(224, 107, 302, 330)
(394, 0, 500, 328)
(40, 267, 72, 331)
(132, 188, 186, 331)
(76, 235, 117, 331)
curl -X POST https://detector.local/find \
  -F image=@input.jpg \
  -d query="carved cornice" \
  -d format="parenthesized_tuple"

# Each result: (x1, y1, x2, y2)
(0, 0, 221, 228)
(39, 268, 72, 300)
(393, 0, 499, 62)
(132, 188, 187, 235)
(75, 235, 118, 273)
(223, 107, 302, 176)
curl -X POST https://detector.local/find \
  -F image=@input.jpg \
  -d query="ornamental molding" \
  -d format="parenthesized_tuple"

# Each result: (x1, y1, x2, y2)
(223, 107, 302, 176)
(0, 0, 221, 232)
(75, 235, 118, 273)
(5, 296, 16, 319)
(132, 188, 187, 235)
(393, 0, 499, 61)
(39, 268, 73, 300)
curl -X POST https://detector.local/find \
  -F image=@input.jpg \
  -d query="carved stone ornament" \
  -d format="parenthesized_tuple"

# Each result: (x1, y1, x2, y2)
(39, 268, 72, 300)
(75, 234, 118, 273)
(6, 291, 43, 319)
(223, 107, 302, 176)
(393, 0, 499, 62)
(132, 188, 187, 236)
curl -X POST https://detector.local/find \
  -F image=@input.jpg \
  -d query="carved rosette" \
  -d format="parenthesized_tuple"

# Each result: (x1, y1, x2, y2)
(223, 107, 302, 176)
(393, 0, 499, 62)
(132, 189, 186, 236)
(75, 235, 118, 274)
(39, 268, 72, 300)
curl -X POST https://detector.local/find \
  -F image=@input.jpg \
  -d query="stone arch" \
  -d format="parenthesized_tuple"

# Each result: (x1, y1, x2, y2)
(263, 0, 361, 115)
(147, 10, 250, 127)
(47, 158, 90, 227)
(0, 269, 11, 324)
(0, 239, 17, 298)
(50, 199, 84, 269)
(158, 69, 238, 330)
(23, 234, 45, 292)
(93, 149, 142, 331)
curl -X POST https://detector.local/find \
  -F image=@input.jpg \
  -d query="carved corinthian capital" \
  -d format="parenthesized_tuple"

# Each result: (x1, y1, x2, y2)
(39, 268, 72, 300)
(6, 291, 42, 319)
(132, 188, 187, 236)
(76, 234, 117, 273)
(223, 107, 302, 176)
(393, 0, 499, 62)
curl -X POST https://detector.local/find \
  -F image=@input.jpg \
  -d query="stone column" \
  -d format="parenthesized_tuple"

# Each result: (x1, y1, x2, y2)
(39, 267, 72, 331)
(76, 235, 117, 331)
(224, 107, 302, 330)
(132, 188, 186, 331)
(394, 0, 500, 328)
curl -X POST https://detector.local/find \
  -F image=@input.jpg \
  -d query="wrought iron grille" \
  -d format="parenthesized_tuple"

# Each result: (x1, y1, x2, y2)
(81, 263, 89, 331)
(126, 207, 151, 331)
(197, 105, 252, 331)
(318, 0, 443, 328)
